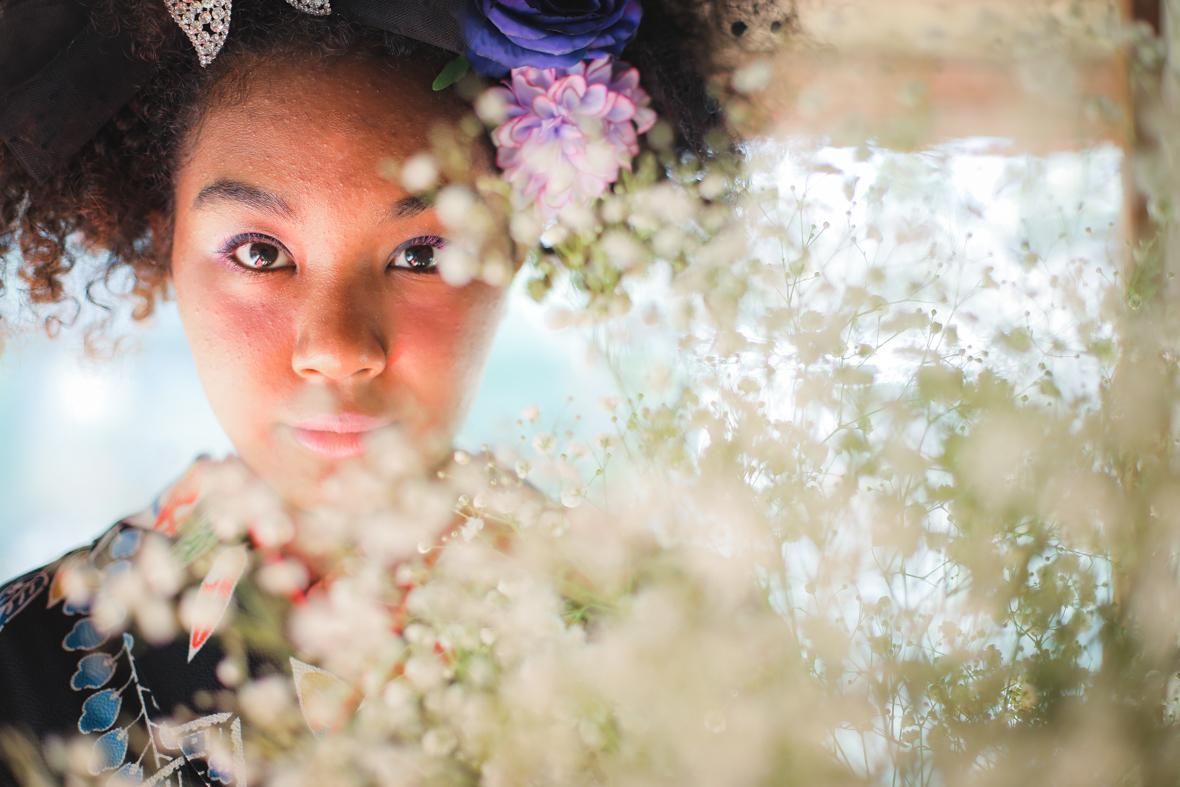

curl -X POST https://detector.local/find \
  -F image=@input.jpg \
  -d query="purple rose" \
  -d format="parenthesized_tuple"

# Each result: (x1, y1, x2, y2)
(463, 0, 643, 77)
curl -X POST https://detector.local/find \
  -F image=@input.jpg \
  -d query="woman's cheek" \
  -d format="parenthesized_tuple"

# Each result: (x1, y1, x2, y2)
(186, 286, 295, 435)
(391, 285, 505, 431)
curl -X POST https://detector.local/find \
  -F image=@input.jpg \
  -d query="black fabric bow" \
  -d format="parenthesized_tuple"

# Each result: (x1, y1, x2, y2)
(0, 0, 466, 183)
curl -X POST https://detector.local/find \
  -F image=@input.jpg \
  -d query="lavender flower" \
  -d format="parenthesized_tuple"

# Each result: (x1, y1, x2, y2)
(463, 0, 643, 77)
(488, 57, 657, 218)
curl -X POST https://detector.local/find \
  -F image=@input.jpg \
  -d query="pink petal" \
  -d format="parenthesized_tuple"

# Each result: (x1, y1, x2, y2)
(633, 107, 657, 134)
(512, 66, 556, 95)
(555, 76, 588, 112)
(557, 123, 584, 142)
(505, 74, 533, 104)
(496, 145, 521, 169)
(577, 171, 612, 201)
(610, 66, 639, 93)
(532, 95, 559, 120)
(584, 57, 613, 86)
(604, 94, 636, 124)
(579, 83, 610, 117)
(609, 123, 639, 154)
(511, 119, 544, 144)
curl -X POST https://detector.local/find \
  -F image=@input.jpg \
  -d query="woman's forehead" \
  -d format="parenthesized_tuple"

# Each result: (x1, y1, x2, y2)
(202, 57, 453, 151)
(175, 56, 466, 209)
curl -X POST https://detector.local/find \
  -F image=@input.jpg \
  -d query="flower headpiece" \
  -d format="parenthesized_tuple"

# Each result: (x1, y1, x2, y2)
(460, 1, 653, 220)
(1, 0, 662, 236)
(163, 0, 654, 220)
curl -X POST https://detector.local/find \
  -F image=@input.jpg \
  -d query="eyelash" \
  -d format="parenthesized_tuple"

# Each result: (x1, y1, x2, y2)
(215, 233, 447, 277)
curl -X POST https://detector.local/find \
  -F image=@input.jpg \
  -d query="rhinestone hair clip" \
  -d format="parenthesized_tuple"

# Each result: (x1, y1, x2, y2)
(164, 0, 331, 67)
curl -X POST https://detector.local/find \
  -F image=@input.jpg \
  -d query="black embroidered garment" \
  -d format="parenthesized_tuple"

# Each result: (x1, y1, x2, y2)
(0, 458, 247, 786)
(0, 451, 519, 785)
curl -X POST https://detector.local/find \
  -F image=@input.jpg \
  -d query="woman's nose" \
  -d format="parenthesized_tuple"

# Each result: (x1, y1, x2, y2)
(291, 282, 388, 383)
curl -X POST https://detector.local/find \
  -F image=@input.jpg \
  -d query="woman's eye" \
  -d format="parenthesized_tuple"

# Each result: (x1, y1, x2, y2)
(390, 237, 444, 273)
(229, 240, 292, 271)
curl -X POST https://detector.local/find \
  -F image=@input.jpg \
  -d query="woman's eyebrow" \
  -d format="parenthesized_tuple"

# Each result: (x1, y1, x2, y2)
(193, 181, 427, 221)
(193, 179, 295, 218)
(391, 195, 428, 219)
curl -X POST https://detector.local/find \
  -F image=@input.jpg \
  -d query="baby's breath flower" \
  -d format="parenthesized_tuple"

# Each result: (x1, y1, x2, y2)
(436, 244, 480, 287)
(509, 211, 543, 246)
(436, 185, 477, 228)
(400, 152, 439, 193)
(422, 727, 458, 758)
(257, 558, 310, 596)
(600, 228, 648, 272)
(475, 87, 510, 126)
(135, 592, 178, 644)
(480, 253, 515, 287)
(240, 675, 297, 729)
(403, 654, 448, 694)
(216, 657, 245, 688)
(698, 171, 729, 201)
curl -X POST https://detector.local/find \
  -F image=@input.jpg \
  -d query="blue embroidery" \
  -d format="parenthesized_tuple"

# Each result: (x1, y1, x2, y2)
(0, 570, 49, 633)
(70, 652, 117, 691)
(60, 521, 246, 784)
(63, 618, 109, 651)
(208, 756, 236, 784)
(78, 688, 121, 734)
(90, 728, 129, 773)
(62, 597, 91, 616)
(109, 529, 142, 559)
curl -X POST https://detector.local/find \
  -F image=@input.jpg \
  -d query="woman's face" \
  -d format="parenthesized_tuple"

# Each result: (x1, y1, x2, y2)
(170, 55, 507, 508)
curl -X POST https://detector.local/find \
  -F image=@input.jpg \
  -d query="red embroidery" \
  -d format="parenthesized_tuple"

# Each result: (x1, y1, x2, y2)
(153, 488, 199, 536)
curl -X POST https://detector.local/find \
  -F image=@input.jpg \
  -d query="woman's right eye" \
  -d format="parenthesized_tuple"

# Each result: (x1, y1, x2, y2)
(227, 239, 294, 271)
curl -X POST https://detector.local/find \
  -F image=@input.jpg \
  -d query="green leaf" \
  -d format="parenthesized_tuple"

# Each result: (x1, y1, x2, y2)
(432, 56, 470, 92)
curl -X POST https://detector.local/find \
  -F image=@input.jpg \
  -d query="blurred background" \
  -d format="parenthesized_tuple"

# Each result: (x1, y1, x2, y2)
(0, 0, 1145, 576)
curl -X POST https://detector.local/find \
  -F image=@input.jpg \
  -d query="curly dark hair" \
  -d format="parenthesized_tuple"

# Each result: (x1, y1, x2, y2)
(0, 0, 718, 345)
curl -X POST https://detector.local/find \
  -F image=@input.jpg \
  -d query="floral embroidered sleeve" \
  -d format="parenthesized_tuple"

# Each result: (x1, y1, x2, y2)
(0, 450, 538, 784)
(0, 458, 246, 786)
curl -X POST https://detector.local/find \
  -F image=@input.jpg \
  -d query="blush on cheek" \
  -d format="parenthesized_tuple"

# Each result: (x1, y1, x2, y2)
(387, 284, 505, 436)
(194, 296, 289, 375)
(185, 291, 295, 446)
(211, 298, 285, 348)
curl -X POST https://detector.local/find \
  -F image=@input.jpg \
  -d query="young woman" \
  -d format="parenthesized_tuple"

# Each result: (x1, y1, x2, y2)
(0, 0, 716, 782)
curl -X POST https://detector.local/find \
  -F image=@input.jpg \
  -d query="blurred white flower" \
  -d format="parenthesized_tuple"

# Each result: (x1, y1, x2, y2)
(257, 558, 310, 597)
(240, 675, 297, 729)
(400, 153, 439, 193)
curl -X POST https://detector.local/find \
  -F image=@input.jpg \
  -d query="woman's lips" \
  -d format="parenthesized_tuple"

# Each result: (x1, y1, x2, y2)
(288, 413, 393, 459)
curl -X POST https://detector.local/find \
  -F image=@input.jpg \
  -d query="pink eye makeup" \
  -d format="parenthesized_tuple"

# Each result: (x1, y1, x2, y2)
(389, 234, 446, 273)
(216, 232, 294, 274)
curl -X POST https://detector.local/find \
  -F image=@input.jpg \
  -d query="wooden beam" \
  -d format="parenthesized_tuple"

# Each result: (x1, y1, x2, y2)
(724, 0, 1134, 150)
(792, 0, 1127, 63)
(753, 54, 1130, 151)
